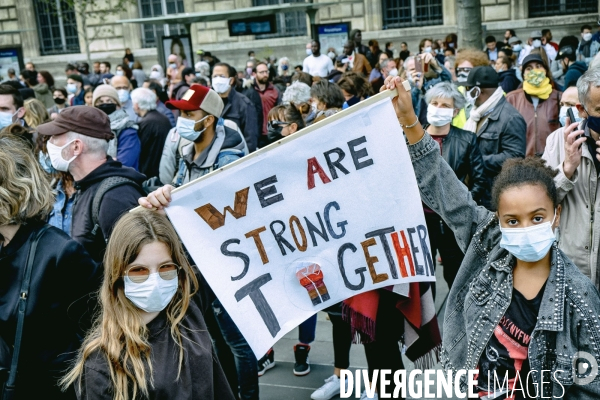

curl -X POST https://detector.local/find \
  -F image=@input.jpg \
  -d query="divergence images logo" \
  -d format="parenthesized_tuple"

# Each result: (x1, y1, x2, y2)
(573, 351, 598, 385)
(296, 263, 330, 306)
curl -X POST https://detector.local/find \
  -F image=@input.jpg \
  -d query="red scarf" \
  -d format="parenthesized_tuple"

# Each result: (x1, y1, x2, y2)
(343, 282, 442, 369)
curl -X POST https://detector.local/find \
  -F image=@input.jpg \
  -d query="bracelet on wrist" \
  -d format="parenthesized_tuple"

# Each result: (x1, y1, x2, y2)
(398, 117, 419, 129)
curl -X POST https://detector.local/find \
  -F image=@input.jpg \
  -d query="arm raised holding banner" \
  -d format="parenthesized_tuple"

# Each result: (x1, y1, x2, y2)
(383, 76, 492, 253)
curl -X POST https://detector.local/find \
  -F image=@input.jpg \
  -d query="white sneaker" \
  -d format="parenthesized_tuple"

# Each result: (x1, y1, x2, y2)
(360, 390, 379, 400)
(311, 374, 346, 400)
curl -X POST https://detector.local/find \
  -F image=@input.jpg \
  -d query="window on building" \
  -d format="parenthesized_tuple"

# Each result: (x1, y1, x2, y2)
(382, 0, 443, 29)
(139, 0, 186, 48)
(34, 0, 80, 55)
(529, 0, 597, 17)
(252, 0, 307, 38)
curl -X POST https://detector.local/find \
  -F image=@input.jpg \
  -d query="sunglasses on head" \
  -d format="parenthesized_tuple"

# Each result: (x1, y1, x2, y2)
(125, 263, 179, 284)
(268, 120, 289, 129)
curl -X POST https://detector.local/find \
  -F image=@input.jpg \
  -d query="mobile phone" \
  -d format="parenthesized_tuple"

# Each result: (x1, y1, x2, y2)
(567, 107, 583, 147)
(415, 56, 423, 74)
(566, 107, 577, 128)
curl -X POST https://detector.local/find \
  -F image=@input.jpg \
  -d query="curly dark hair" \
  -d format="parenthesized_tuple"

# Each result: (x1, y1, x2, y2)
(491, 157, 559, 210)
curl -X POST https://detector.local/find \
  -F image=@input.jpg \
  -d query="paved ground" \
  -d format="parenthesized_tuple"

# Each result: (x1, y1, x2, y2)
(258, 262, 457, 400)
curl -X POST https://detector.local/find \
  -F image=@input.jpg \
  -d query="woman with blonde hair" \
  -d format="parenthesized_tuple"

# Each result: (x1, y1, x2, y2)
(24, 97, 50, 129)
(0, 133, 98, 400)
(61, 210, 234, 400)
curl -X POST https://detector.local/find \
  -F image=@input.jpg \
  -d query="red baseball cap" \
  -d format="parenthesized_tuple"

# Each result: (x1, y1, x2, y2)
(166, 84, 224, 117)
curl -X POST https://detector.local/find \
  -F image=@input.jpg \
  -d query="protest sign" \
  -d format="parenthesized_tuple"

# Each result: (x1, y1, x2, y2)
(164, 89, 435, 357)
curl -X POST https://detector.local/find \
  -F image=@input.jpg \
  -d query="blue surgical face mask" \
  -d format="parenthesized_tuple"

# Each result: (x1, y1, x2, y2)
(117, 89, 130, 103)
(0, 109, 18, 129)
(512, 44, 522, 52)
(66, 83, 78, 94)
(39, 151, 57, 174)
(559, 106, 582, 127)
(499, 213, 557, 262)
(176, 114, 210, 142)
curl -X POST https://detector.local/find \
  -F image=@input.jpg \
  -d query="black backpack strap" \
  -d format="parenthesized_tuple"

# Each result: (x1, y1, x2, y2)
(91, 176, 143, 239)
(4, 224, 50, 392)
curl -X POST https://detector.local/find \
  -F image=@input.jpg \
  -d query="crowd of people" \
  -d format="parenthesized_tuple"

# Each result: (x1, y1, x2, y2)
(1, 23, 600, 400)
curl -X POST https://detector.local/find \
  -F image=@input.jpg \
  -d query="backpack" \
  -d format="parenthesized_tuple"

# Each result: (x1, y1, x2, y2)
(90, 176, 145, 242)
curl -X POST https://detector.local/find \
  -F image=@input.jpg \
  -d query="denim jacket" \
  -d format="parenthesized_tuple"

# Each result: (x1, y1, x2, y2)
(47, 179, 74, 236)
(409, 132, 600, 398)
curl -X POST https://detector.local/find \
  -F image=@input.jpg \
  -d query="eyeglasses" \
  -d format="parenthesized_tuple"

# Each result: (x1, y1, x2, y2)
(455, 67, 472, 74)
(268, 120, 289, 129)
(125, 263, 179, 283)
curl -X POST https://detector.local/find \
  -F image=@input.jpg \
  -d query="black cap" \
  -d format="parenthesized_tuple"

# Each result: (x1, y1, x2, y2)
(465, 66, 499, 88)
(557, 46, 575, 60)
(521, 53, 546, 69)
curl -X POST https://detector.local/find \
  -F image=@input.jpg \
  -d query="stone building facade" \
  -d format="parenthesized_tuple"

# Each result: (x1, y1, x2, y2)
(0, 0, 596, 84)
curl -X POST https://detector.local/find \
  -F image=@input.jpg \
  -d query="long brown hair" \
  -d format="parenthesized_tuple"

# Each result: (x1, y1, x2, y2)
(61, 210, 199, 400)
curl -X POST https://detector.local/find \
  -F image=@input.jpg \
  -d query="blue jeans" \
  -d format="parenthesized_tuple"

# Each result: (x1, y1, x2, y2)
(298, 314, 317, 344)
(212, 298, 259, 400)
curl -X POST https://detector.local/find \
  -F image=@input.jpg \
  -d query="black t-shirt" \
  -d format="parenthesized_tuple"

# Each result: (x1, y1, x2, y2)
(476, 282, 546, 399)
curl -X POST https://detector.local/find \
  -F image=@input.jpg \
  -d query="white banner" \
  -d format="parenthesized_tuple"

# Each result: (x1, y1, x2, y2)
(165, 90, 435, 357)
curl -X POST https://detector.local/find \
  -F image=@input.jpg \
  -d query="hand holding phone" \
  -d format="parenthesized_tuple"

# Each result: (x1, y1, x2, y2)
(415, 56, 423, 74)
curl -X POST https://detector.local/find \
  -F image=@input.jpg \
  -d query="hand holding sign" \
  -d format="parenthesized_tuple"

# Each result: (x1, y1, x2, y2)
(139, 184, 174, 214)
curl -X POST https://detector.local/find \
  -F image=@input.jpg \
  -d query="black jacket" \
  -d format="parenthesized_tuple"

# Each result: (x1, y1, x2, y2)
(138, 110, 171, 179)
(222, 88, 259, 152)
(240, 84, 263, 140)
(0, 221, 99, 399)
(475, 96, 526, 208)
(433, 125, 487, 204)
(72, 159, 146, 262)
(498, 69, 520, 94)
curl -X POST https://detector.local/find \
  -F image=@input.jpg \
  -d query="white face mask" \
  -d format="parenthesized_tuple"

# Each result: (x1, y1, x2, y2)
(423, 46, 432, 53)
(583, 32, 593, 42)
(176, 115, 210, 142)
(426, 104, 454, 127)
(306, 48, 313, 56)
(124, 272, 178, 313)
(47, 139, 77, 172)
(532, 39, 542, 48)
(388, 68, 399, 77)
(499, 213, 557, 262)
(149, 71, 161, 80)
(559, 106, 582, 127)
(115, 70, 124, 76)
(169, 63, 177, 69)
(465, 87, 480, 107)
(212, 76, 231, 94)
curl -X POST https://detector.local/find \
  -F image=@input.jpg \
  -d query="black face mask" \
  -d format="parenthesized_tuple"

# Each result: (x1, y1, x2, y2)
(97, 103, 117, 116)
(54, 97, 66, 105)
(267, 125, 284, 143)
